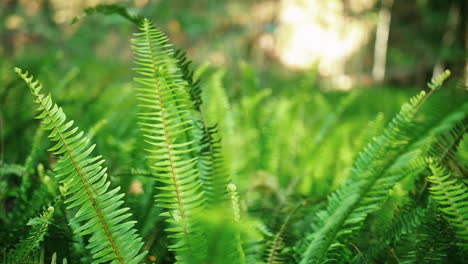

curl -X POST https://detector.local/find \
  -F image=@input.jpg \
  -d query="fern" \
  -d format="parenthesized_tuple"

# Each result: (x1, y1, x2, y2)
(367, 202, 429, 262)
(263, 206, 298, 264)
(15, 68, 147, 264)
(400, 208, 454, 264)
(298, 71, 453, 264)
(131, 18, 208, 263)
(428, 162, 468, 247)
(174, 50, 232, 206)
(4, 206, 54, 263)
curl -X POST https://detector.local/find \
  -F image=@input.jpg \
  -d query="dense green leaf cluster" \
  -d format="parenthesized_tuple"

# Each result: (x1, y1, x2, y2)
(1, 9, 467, 264)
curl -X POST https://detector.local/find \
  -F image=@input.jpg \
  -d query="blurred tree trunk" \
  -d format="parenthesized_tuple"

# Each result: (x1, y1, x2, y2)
(432, 2, 460, 79)
(0, 0, 18, 57)
(372, 0, 393, 83)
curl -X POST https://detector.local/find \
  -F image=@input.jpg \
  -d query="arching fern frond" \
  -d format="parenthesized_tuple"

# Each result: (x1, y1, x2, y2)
(428, 162, 468, 248)
(4, 206, 54, 263)
(131, 19, 207, 263)
(298, 70, 455, 264)
(15, 68, 147, 264)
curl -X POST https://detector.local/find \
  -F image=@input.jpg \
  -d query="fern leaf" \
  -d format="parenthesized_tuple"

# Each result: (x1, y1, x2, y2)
(5, 206, 54, 263)
(428, 162, 468, 247)
(367, 202, 429, 262)
(131, 19, 207, 263)
(15, 68, 147, 264)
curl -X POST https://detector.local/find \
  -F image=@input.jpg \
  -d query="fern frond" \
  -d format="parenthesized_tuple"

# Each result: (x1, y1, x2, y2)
(427, 121, 467, 178)
(367, 202, 429, 262)
(298, 70, 455, 264)
(428, 162, 468, 247)
(1, 163, 55, 249)
(174, 50, 232, 206)
(197, 124, 232, 205)
(15, 68, 146, 264)
(131, 19, 207, 263)
(263, 205, 298, 264)
(400, 207, 454, 264)
(174, 49, 203, 110)
(5, 206, 54, 263)
(298, 91, 428, 263)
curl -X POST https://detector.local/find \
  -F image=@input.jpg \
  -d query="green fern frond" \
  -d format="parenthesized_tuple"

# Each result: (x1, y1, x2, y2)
(197, 124, 232, 205)
(297, 69, 458, 264)
(1, 162, 55, 249)
(262, 206, 298, 264)
(174, 50, 232, 206)
(15, 68, 147, 264)
(131, 18, 207, 262)
(368, 202, 429, 262)
(428, 70, 451, 90)
(5, 206, 54, 263)
(298, 91, 428, 264)
(427, 121, 467, 178)
(428, 162, 468, 247)
(400, 208, 454, 264)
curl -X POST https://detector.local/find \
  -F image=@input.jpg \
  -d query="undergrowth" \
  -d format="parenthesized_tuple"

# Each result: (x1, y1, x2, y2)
(1, 5, 467, 264)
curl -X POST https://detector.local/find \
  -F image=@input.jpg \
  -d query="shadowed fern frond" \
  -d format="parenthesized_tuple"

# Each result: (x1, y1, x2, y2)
(15, 68, 147, 264)
(4, 206, 54, 263)
(174, 50, 232, 206)
(428, 161, 468, 248)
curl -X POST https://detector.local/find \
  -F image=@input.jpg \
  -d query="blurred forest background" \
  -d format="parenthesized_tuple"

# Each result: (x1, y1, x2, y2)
(1, 0, 467, 200)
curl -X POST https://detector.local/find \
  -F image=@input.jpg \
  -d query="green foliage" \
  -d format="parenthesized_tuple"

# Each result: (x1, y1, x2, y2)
(1, 6, 467, 264)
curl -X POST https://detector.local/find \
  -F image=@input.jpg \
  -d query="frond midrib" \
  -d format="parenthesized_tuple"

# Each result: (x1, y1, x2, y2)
(37, 94, 124, 263)
(143, 21, 190, 236)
